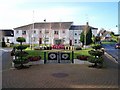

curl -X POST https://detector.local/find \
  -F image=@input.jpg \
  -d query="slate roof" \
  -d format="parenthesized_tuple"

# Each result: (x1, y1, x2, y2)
(69, 25, 98, 30)
(0, 29, 14, 37)
(14, 22, 73, 30)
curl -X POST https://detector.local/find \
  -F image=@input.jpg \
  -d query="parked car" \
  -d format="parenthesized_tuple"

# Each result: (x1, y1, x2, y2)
(115, 43, 120, 49)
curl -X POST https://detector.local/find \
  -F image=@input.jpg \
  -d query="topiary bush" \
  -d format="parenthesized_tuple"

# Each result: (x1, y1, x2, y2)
(88, 56, 104, 68)
(13, 37, 29, 69)
(88, 50, 104, 58)
(88, 49, 104, 68)
(92, 44, 102, 50)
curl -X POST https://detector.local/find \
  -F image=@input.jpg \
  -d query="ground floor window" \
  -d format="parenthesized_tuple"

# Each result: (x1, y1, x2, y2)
(54, 39, 63, 45)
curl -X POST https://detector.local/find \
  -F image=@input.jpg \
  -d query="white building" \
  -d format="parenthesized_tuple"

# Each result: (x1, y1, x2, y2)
(14, 22, 98, 46)
(14, 22, 73, 45)
(69, 23, 98, 46)
(0, 29, 14, 44)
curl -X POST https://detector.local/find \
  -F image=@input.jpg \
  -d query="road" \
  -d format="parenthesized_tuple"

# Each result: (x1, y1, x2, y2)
(0, 48, 13, 71)
(102, 43, 119, 62)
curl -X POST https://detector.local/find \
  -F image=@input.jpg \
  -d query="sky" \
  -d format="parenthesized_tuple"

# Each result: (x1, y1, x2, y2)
(0, 0, 119, 34)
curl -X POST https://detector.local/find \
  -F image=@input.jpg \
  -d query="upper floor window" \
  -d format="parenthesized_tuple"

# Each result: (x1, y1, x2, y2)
(34, 30, 36, 34)
(39, 31, 42, 33)
(45, 30, 49, 34)
(75, 39, 77, 44)
(75, 33, 77, 35)
(62, 30, 65, 33)
(16, 30, 19, 34)
(54, 31, 59, 35)
(22, 30, 26, 35)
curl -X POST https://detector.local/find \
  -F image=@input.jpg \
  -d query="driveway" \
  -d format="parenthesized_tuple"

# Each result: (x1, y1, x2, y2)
(2, 53, 118, 89)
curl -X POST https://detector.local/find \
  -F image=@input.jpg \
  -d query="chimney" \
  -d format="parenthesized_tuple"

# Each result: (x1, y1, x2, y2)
(86, 22, 89, 26)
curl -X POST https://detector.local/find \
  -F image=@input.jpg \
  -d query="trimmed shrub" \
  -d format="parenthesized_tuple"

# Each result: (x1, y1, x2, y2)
(16, 45, 28, 50)
(92, 44, 102, 50)
(88, 50, 104, 57)
(16, 37, 26, 42)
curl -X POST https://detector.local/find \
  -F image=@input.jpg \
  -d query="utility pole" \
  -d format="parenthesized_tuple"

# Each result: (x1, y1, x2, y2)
(44, 19, 46, 46)
(31, 10, 34, 50)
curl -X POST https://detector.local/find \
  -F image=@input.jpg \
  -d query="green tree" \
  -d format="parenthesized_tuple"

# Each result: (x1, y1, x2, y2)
(80, 31, 84, 45)
(80, 26, 93, 45)
(86, 27, 92, 45)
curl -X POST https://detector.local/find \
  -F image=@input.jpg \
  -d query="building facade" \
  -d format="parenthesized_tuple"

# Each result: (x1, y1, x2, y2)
(14, 22, 98, 46)
(0, 29, 14, 43)
(69, 24, 98, 46)
(14, 22, 73, 45)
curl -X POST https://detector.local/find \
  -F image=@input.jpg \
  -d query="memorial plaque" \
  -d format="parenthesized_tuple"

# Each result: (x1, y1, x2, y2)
(61, 53, 70, 60)
(48, 52, 58, 60)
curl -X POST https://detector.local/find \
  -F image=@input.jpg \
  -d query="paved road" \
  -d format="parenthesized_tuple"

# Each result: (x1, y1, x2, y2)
(0, 49, 13, 71)
(102, 43, 119, 61)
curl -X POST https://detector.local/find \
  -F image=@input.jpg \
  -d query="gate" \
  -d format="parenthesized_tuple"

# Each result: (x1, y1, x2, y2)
(44, 51, 74, 64)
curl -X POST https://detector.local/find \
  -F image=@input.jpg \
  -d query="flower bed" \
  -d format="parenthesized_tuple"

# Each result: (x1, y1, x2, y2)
(77, 55, 89, 60)
(28, 56, 41, 61)
(52, 44, 65, 49)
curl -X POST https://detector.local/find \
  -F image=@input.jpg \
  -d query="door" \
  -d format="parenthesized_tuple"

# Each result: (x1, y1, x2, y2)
(39, 38, 42, 45)
(70, 40, 72, 46)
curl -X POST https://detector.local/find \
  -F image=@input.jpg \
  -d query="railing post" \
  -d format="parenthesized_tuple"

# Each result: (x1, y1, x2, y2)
(72, 51, 74, 63)
(44, 52, 46, 64)
(58, 52, 60, 63)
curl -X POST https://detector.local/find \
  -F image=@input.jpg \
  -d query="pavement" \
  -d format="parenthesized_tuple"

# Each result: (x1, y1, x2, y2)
(2, 52, 119, 89)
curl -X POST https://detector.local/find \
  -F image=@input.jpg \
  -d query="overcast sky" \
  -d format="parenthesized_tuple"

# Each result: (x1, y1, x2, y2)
(0, 0, 119, 34)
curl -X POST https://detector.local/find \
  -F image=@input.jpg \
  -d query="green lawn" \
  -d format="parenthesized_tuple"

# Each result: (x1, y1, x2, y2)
(101, 41, 116, 44)
(25, 47, 92, 59)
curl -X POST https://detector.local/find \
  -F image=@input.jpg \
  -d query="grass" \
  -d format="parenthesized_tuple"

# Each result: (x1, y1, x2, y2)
(101, 41, 116, 44)
(25, 47, 92, 59)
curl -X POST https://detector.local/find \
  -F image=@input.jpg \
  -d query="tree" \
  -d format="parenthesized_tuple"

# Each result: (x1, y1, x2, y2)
(80, 31, 84, 45)
(80, 25, 93, 45)
(86, 27, 92, 45)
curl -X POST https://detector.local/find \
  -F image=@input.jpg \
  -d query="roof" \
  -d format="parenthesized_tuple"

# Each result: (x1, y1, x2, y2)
(0, 29, 14, 37)
(69, 25, 98, 30)
(14, 22, 73, 30)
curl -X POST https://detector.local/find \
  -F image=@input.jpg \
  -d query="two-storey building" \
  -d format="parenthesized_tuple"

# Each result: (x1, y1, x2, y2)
(14, 22, 73, 45)
(14, 22, 98, 46)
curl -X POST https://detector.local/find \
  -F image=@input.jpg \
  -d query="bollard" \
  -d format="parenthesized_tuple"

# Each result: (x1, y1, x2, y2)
(58, 52, 60, 63)
(72, 51, 74, 63)
(44, 52, 46, 64)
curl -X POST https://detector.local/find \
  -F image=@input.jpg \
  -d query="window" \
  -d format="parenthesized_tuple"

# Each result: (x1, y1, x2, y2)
(63, 38, 65, 42)
(45, 30, 49, 34)
(62, 30, 65, 33)
(40, 31, 42, 33)
(16, 30, 19, 34)
(54, 31, 59, 35)
(75, 33, 77, 35)
(22, 30, 26, 35)
(34, 30, 36, 34)
(75, 39, 77, 44)
(33, 37, 36, 42)
(45, 38, 49, 42)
